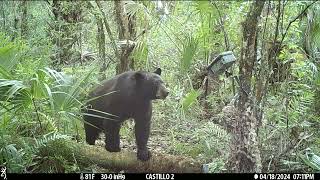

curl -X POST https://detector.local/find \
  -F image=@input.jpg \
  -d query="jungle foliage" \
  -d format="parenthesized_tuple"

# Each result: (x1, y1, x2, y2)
(0, 0, 319, 173)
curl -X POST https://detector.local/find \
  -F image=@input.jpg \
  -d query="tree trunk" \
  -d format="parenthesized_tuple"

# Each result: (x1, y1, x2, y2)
(212, 2, 230, 51)
(254, 1, 271, 126)
(20, 0, 28, 38)
(114, 0, 136, 74)
(1, 1, 6, 32)
(51, 1, 85, 67)
(51, 0, 63, 66)
(227, 0, 265, 173)
(95, 0, 120, 65)
(97, 17, 107, 80)
(12, 1, 19, 41)
(128, 12, 136, 70)
(36, 139, 202, 173)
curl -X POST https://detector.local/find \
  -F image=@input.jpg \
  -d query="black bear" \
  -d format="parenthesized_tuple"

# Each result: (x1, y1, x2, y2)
(82, 68, 169, 161)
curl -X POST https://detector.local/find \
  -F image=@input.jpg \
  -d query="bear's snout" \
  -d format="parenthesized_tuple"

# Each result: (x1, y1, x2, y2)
(164, 90, 169, 97)
(156, 84, 169, 99)
(160, 90, 169, 99)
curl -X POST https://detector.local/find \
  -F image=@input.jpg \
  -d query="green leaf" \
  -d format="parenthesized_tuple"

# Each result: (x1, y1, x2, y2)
(0, 65, 12, 79)
(298, 150, 320, 171)
(193, 1, 214, 15)
(180, 34, 199, 73)
(124, 0, 150, 23)
(182, 89, 200, 112)
(0, 33, 22, 72)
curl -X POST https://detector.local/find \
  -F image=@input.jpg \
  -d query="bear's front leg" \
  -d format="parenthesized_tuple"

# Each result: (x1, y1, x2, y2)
(104, 121, 121, 152)
(134, 118, 152, 161)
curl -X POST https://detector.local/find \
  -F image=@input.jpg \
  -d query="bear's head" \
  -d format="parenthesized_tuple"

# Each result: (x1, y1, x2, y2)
(133, 68, 169, 100)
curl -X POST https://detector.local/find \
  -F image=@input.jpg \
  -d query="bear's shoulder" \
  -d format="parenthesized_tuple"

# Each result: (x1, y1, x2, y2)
(89, 71, 143, 97)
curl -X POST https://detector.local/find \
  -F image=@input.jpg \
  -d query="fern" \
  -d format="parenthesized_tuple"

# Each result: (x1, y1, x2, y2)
(203, 122, 229, 140)
(193, 122, 230, 159)
(28, 132, 70, 153)
(197, 122, 229, 149)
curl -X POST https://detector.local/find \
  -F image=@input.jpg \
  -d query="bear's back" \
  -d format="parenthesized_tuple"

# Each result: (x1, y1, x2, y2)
(86, 71, 142, 119)
(90, 71, 135, 97)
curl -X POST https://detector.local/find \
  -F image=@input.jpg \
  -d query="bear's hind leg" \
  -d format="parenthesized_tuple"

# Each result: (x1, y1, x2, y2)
(104, 121, 121, 152)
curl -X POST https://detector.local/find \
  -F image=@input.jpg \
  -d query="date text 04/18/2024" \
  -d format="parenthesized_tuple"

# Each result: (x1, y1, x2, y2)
(255, 173, 315, 180)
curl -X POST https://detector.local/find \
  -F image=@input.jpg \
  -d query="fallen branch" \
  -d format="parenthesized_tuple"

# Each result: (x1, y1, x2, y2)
(37, 139, 203, 173)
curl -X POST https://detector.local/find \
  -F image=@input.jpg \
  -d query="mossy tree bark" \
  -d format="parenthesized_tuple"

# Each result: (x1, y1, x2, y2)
(20, 0, 28, 38)
(51, 1, 86, 67)
(96, 17, 107, 81)
(114, 0, 136, 74)
(227, 0, 265, 173)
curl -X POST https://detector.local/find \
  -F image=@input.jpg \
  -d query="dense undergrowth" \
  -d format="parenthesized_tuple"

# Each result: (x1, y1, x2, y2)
(0, 34, 318, 173)
(1, 1, 320, 173)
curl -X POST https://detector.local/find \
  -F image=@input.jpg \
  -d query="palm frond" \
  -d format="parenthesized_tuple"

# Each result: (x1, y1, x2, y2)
(0, 79, 32, 111)
(192, 1, 214, 15)
(124, 0, 149, 19)
(298, 149, 320, 171)
(180, 34, 199, 73)
(0, 33, 22, 72)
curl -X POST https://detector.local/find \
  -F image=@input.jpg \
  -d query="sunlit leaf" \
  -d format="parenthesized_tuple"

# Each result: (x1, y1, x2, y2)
(182, 89, 200, 112)
(180, 34, 199, 73)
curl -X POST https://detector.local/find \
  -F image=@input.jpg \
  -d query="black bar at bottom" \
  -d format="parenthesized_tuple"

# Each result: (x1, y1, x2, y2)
(6, 173, 320, 180)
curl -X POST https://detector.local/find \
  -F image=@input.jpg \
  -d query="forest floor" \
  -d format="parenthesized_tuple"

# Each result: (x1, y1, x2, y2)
(90, 100, 231, 172)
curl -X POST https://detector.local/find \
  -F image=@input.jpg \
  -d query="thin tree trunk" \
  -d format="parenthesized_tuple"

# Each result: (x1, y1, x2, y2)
(128, 13, 136, 70)
(79, 26, 83, 66)
(254, 1, 271, 127)
(114, 0, 136, 74)
(1, 1, 5, 31)
(227, 0, 265, 173)
(20, 0, 28, 38)
(269, 0, 283, 86)
(51, 0, 63, 66)
(12, 1, 19, 41)
(95, 0, 120, 63)
(212, 2, 230, 51)
(97, 17, 107, 80)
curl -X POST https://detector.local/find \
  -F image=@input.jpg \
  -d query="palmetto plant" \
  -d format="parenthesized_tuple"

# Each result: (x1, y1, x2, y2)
(0, 68, 94, 132)
(0, 33, 94, 135)
(0, 32, 97, 172)
(0, 34, 24, 74)
(299, 149, 320, 171)
(180, 34, 199, 74)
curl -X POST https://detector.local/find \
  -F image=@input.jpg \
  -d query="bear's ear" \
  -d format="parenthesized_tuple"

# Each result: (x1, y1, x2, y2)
(154, 68, 161, 75)
(134, 71, 145, 80)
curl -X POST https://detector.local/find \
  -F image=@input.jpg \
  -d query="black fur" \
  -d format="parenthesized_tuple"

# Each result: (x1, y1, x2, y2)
(83, 69, 168, 161)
